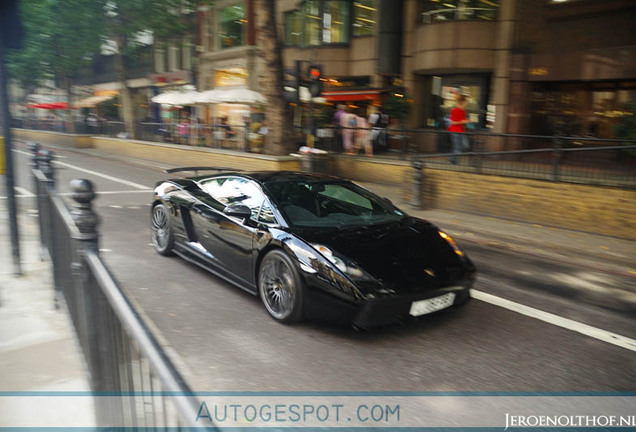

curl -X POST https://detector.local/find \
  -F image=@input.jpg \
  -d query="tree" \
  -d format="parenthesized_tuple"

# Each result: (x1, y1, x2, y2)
(6, 0, 47, 96)
(253, 0, 295, 156)
(7, 0, 104, 130)
(384, 91, 411, 127)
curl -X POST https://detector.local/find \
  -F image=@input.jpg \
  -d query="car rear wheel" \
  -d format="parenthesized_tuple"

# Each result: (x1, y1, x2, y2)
(151, 203, 174, 256)
(258, 250, 304, 323)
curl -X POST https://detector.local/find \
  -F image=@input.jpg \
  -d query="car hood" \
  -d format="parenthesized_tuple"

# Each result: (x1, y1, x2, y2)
(289, 218, 475, 294)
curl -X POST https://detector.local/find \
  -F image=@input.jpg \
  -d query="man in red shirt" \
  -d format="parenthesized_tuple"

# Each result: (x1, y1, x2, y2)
(448, 95, 471, 164)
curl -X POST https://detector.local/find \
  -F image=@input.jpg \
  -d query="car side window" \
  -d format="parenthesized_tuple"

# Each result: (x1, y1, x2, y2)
(319, 184, 373, 210)
(257, 200, 278, 225)
(201, 177, 266, 221)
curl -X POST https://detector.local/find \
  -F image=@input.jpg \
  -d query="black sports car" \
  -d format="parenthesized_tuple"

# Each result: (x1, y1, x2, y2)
(150, 170, 476, 328)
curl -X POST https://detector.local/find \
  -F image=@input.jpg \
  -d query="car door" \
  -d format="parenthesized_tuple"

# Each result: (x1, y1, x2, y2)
(192, 177, 265, 285)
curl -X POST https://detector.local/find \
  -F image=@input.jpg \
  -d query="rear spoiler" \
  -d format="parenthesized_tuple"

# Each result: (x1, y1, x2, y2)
(164, 166, 243, 175)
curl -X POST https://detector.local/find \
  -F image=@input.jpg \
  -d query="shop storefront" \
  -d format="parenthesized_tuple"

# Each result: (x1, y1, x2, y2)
(417, 74, 490, 130)
(525, 46, 636, 139)
(212, 66, 252, 126)
(529, 81, 636, 138)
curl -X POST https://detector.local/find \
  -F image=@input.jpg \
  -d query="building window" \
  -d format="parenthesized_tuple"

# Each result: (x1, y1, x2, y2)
(283, 1, 351, 47)
(284, 10, 302, 46)
(168, 42, 180, 71)
(417, 0, 500, 24)
(303, 0, 322, 46)
(219, 3, 246, 49)
(322, 1, 350, 44)
(154, 45, 165, 73)
(353, 0, 376, 36)
(182, 40, 192, 71)
(530, 82, 636, 138)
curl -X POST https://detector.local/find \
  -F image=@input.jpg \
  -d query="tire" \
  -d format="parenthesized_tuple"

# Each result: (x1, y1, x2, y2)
(258, 249, 304, 323)
(151, 203, 174, 256)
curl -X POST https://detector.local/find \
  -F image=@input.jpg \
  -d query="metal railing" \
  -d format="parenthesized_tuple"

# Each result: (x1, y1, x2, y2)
(134, 122, 255, 152)
(30, 143, 216, 430)
(18, 122, 636, 188)
(410, 132, 636, 190)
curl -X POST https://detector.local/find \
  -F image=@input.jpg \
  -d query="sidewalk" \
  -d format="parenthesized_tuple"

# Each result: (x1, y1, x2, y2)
(0, 182, 94, 427)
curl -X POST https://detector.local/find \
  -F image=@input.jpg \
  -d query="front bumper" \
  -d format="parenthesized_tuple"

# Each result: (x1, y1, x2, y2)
(352, 286, 471, 329)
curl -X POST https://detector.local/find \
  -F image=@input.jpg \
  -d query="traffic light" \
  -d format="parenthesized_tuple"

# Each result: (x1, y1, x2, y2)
(307, 64, 322, 97)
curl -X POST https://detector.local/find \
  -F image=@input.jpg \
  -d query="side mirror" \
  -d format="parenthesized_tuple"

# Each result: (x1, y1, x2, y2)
(382, 197, 393, 206)
(223, 203, 252, 220)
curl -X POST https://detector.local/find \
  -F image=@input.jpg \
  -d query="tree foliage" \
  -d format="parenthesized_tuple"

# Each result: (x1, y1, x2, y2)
(8, 0, 201, 133)
(384, 92, 411, 124)
(7, 0, 104, 94)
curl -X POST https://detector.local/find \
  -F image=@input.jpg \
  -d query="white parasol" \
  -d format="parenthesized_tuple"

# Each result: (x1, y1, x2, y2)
(195, 88, 267, 105)
(151, 90, 200, 106)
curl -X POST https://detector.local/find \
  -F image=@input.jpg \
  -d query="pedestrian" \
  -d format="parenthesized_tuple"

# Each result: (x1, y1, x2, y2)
(369, 108, 389, 153)
(340, 107, 356, 155)
(355, 110, 373, 156)
(447, 94, 472, 164)
(219, 116, 236, 138)
(178, 117, 189, 144)
(332, 104, 345, 150)
(333, 104, 344, 128)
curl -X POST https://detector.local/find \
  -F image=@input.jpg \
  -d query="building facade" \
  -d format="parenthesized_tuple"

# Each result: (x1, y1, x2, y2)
(270, 0, 635, 150)
(197, 0, 263, 126)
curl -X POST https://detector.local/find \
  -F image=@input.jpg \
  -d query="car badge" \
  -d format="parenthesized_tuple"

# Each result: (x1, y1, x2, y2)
(424, 269, 435, 277)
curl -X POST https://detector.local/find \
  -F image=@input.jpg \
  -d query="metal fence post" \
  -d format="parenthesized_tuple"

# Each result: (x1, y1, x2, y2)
(39, 150, 58, 305)
(244, 124, 249, 152)
(552, 135, 562, 182)
(68, 179, 120, 425)
(29, 143, 46, 261)
(39, 150, 56, 189)
(28, 142, 40, 170)
(410, 159, 424, 209)
(69, 178, 100, 369)
(472, 133, 482, 174)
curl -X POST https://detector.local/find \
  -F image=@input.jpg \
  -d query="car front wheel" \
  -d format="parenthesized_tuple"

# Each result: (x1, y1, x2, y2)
(258, 250, 304, 323)
(151, 203, 174, 256)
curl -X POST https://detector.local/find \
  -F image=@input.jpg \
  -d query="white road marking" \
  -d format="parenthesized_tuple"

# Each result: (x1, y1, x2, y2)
(15, 187, 35, 197)
(14, 149, 150, 190)
(471, 289, 636, 352)
(53, 190, 153, 197)
(0, 195, 31, 199)
(53, 160, 151, 189)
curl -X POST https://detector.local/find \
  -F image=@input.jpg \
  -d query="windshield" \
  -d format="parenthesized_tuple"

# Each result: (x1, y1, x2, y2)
(265, 180, 406, 228)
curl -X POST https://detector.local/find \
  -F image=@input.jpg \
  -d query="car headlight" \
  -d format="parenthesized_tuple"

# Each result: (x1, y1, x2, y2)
(438, 230, 465, 257)
(311, 244, 365, 278)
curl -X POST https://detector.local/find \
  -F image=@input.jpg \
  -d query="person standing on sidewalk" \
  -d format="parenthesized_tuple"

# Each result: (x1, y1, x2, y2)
(448, 94, 472, 164)
(340, 107, 356, 155)
(355, 109, 373, 156)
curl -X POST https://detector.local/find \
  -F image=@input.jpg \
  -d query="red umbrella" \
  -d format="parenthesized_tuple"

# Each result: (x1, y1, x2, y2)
(27, 102, 69, 110)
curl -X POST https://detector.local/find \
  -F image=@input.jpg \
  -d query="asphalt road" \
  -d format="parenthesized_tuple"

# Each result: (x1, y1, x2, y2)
(10, 142, 636, 392)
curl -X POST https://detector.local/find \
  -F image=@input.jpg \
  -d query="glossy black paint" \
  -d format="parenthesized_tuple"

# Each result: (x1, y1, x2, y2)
(152, 171, 476, 327)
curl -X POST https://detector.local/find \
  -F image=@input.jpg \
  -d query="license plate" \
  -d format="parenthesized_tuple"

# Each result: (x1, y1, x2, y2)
(409, 293, 456, 317)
